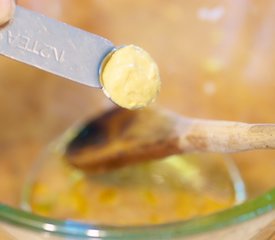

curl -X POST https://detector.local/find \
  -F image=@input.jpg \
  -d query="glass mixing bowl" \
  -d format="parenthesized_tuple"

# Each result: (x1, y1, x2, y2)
(21, 123, 248, 225)
(0, 0, 274, 239)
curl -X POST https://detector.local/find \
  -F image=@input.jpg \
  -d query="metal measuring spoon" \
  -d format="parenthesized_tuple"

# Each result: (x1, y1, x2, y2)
(0, 6, 160, 109)
(65, 107, 275, 174)
(0, 6, 113, 88)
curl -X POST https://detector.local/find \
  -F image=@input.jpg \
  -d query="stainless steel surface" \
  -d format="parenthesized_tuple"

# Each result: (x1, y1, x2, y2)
(0, 6, 115, 88)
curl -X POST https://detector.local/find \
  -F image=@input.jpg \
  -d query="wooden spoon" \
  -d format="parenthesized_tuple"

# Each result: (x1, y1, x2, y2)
(65, 107, 275, 174)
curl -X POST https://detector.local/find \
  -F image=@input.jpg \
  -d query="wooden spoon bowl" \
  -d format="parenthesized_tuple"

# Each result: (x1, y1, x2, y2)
(66, 107, 275, 174)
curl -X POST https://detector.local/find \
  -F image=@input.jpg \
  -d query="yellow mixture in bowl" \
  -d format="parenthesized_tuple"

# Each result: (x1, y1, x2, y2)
(25, 152, 238, 226)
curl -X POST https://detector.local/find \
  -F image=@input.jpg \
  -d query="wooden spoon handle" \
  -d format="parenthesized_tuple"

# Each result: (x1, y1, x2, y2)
(179, 119, 275, 153)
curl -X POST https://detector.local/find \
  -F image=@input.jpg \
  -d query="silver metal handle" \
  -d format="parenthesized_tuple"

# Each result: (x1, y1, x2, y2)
(0, 6, 115, 88)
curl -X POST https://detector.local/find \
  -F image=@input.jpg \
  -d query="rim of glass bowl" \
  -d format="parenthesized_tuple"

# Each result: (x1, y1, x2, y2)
(1, 126, 274, 239)
(0, 190, 274, 239)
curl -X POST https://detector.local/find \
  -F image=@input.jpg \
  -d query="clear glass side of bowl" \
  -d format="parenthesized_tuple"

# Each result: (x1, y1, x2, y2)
(0, 125, 270, 239)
